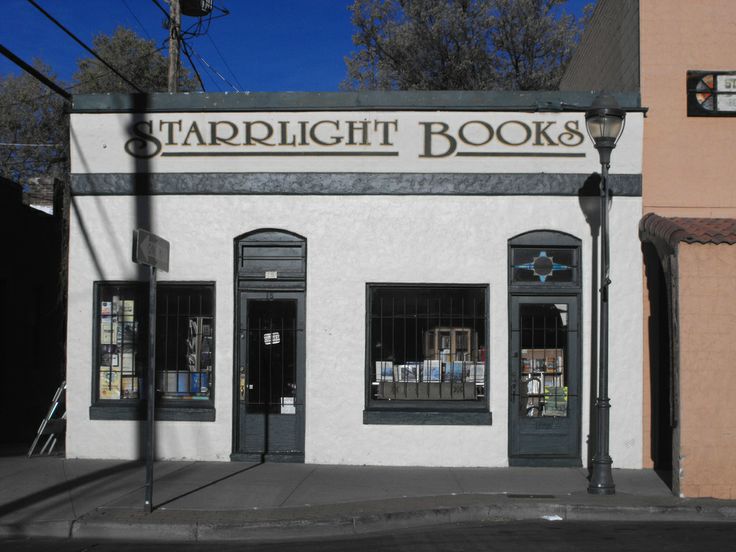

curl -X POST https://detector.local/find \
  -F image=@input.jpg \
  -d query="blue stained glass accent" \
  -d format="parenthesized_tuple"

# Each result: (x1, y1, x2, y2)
(513, 251, 571, 283)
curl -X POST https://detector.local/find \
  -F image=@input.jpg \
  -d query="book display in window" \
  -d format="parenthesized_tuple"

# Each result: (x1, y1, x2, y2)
(157, 316, 213, 400)
(369, 286, 487, 404)
(98, 294, 141, 400)
(374, 355, 485, 401)
(94, 283, 215, 413)
(519, 348, 567, 417)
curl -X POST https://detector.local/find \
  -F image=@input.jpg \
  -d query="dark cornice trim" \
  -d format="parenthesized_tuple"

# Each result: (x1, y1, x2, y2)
(71, 172, 642, 197)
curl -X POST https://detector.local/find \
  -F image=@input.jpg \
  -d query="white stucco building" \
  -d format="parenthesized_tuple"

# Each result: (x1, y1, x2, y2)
(66, 91, 643, 468)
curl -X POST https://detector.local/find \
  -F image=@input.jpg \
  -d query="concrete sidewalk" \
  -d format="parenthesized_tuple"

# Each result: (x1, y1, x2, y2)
(1, 453, 735, 542)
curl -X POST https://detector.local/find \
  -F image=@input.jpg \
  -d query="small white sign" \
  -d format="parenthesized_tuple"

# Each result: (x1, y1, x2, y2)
(265, 271, 278, 279)
(281, 397, 295, 415)
(717, 74, 736, 91)
(263, 332, 280, 345)
(719, 94, 736, 112)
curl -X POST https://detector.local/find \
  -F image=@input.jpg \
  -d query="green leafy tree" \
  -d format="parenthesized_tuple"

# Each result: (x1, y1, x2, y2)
(73, 26, 198, 93)
(0, 26, 199, 191)
(344, 0, 584, 91)
(0, 62, 68, 188)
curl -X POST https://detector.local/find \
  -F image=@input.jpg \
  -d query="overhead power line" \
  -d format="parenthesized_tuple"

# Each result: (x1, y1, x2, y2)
(188, 44, 239, 92)
(180, 43, 206, 91)
(206, 33, 243, 91)
(26, 0, 144, 93)
(3, 45, 168, 110)
(121, 0, 153, 40)
(0, 43, 71, 101)
(0, 143, 62, 147)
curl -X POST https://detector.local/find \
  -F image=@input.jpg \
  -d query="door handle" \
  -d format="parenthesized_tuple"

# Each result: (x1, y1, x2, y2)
(239, 370, 246, 401)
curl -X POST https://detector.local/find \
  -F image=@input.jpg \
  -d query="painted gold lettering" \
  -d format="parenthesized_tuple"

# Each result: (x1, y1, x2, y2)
(496, 120, 531, 146)
(279, 121, 297, 146)
(374, 120, 398, 146)
(299, 121, 309, 146)
(458, 120, 494, 146)
(559, 120, 585, 147)
(209, 121, 239, 146)
(182, 121, 206, 146)
(125, 120, 162, 158)
(159, 120, 182, 145)
(347, 120, 370, 145)
(243, 121, 274, 146)
(419, 122, 456, 158)
(533, 121, 557, 146)
(309, 120, 343, 146)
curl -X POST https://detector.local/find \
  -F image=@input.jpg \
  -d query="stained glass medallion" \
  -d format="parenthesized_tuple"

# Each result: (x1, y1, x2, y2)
(512, 249, 575, 283)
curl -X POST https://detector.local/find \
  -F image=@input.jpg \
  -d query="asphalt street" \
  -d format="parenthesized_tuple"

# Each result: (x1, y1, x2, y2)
(2, 521, 735, 552)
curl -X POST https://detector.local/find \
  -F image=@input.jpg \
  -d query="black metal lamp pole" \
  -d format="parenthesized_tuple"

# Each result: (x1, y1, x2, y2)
(585, 93, 626, 495)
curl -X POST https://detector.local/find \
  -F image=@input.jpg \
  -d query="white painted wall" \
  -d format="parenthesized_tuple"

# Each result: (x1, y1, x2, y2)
(66, 193, 642, 468)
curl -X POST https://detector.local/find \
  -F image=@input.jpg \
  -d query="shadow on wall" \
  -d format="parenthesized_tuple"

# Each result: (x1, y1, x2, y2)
(641, 240, 674, 490)
(69, 94, 154, 461)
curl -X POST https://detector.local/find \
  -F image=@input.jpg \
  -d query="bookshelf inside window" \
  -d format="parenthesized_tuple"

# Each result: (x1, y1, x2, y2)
(95, 283, 214, 404)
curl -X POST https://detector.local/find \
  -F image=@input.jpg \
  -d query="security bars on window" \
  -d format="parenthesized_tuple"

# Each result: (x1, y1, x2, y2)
(369, 286, 487, 402)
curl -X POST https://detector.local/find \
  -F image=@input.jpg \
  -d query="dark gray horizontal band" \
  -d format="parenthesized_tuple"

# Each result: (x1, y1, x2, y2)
(71, 91, 643, 113)
(363, 409, 492, 425)
(71, 172, 641, 197)
(89, 404, 215, 422)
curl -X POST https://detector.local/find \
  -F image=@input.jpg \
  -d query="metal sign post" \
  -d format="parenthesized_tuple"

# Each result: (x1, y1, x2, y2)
(132, 229, 170, 513)
(145, 265, 156, 513)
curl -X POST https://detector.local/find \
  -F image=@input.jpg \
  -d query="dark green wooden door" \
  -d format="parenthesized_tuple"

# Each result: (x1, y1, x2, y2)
(236, 291, 305, 462)
(509, 295, 581, 466)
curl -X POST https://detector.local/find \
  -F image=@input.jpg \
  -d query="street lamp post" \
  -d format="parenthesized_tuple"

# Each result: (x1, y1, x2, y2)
(585, 93, 626, 495)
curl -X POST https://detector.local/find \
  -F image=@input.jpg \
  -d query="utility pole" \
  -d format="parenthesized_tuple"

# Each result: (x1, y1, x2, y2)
(167, 0, 181, 93)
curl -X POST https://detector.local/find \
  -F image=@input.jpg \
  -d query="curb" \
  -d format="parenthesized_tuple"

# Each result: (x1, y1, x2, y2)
(0, 520, 73, 540)
(59, 500, 736, 542)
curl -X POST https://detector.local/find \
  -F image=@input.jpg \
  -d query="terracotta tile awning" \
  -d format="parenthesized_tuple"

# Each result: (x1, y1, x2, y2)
(640, 213, 736, 248)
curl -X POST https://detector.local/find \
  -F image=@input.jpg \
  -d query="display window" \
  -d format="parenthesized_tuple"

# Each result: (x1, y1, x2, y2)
(365, 284, 489, 419)
(91, 282, 215, 420)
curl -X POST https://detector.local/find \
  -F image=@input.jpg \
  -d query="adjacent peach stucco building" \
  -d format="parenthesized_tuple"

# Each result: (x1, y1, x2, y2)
(562, 0, 736, 498)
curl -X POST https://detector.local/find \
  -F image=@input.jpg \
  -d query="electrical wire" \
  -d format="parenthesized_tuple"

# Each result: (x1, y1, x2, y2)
(0, 143, 62, 147)
(206, 33, 243, 91)
(149, 0, 238, 92)
(121, 0, 153, 40)
(180, 42, 206, 91)
(186, 42, 239, 92)
(26, 0, 144, 93)
(1, 45, 168, 110)
(0, 43, 71, 101)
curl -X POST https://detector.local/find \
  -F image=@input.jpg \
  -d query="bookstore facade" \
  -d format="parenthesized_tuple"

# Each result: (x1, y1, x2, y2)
(67, 91, 644, 468)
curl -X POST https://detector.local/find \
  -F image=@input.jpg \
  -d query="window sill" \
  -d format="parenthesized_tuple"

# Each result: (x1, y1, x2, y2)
(89, 404, 215, 422)
(363, 409, 492, 425)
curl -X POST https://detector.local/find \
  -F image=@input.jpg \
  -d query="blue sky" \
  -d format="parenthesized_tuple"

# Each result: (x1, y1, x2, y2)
(1, 0, 593, 93)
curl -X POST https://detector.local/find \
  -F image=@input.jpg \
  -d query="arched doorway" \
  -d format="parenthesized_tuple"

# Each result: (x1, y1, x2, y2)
(508, 230, 583, 466)
(233, 229, 306, 462)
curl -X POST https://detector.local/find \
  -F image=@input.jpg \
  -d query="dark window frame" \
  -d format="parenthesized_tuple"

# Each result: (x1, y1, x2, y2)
(363, 283, 491, 426)
(89, 281, 216, 422)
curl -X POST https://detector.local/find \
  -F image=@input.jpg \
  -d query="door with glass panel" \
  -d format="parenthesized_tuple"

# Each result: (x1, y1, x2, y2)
(236, 291, 305, 462)
(509, 295, 581, 466)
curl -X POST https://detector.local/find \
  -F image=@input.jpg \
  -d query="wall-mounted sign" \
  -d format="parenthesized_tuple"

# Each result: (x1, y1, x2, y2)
(687, 70, 736, 116)
(70, 110, 644, 175)
(132, 228, 170, 272)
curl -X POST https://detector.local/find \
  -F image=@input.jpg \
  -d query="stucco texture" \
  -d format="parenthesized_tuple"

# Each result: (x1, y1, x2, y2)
(677, 243, 736, 498)
(66, 193, 643, 468)
(641, 0, 736, 217)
